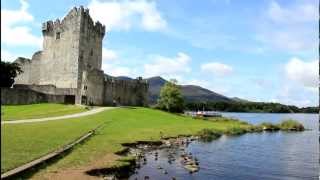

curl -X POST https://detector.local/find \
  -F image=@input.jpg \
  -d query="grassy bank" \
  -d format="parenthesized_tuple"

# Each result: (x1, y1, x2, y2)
(259, 119, 304, 131)
(1, 103, 87, 121)
(1, 107, 252, 175)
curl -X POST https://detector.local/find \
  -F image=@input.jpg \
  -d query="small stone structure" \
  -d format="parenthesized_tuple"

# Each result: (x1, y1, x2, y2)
(8, 6, 148, 106)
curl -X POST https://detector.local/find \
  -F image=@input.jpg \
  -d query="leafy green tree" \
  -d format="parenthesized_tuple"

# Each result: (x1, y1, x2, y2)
(157, 79, 184, 113)
(0, 61, 23, 87)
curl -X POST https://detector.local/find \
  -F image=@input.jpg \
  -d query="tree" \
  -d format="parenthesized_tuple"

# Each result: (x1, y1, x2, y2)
(157, 79, 184, 113)
(0, 61, 23, 87)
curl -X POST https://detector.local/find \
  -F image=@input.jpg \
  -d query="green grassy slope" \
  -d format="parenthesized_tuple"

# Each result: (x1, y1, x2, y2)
(1, 107, 252, 173)
(1, 103, 87, 121)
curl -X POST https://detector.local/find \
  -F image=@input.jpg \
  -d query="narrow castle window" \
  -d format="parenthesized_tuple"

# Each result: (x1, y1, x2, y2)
(80, 50, 84, 61)
(90, 49, 93, 56)
(56, 32, 60, 39)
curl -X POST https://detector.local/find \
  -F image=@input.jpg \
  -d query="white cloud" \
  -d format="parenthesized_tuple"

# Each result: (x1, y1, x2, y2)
(268, 1, 317, 24)
(1, 49, 18, 62)
(144, 52, 191, 78)
(256, 27, 316, 52)
(273, 83, 317, 107)
(271, 57, 319, 107)
(102, 48, 118, 61)
(201, 62, 233, 76)
(101, 48, 135, 76)
(285, 57, 318, 88)
(256, 1, 317, 52)
(88, 0, 167, 32)
(102, 63, 133, 77)
(1, 49, 31, 62)
(1, 0, 42, 47)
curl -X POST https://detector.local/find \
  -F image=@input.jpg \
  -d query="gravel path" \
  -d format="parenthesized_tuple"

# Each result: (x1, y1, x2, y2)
(1, 107, 116, 124)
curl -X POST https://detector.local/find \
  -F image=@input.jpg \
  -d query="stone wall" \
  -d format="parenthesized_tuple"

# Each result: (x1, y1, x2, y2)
(1, 88, 66, 105)
(81, 69, 105, 105)
(103, 75, 149, 106)
(13, 84, 77, 95)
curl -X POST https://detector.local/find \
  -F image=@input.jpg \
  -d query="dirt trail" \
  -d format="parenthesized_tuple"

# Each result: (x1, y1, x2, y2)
(2, 107, 116, 124)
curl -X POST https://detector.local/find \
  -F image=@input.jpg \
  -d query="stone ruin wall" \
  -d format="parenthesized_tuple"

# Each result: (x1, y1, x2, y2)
(104, 75, 149, 106)
(13, 84, 77, 96)
(81, 69, 105, 105)
(1, 87, 66, 105)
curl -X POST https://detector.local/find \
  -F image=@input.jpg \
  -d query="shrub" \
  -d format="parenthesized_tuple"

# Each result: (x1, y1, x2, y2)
(246, 126, 263, 133)
(225, 127, 248, 136)
(0, 61, 23, 87)
(157, 79, 184, 113)
(259, 122, 280, 131)
(197, 129, 222, 142)
(279, 119, 304, 131)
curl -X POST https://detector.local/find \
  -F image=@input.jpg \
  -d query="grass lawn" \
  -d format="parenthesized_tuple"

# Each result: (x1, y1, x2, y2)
(1, 107, 252, 174)
(1, 103, 88, 121)
(1, 113, 106, 173)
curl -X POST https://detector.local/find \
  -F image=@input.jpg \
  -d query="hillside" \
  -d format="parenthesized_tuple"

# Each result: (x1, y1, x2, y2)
(231, 97, 250, 102)
(146, 76, 232, 104)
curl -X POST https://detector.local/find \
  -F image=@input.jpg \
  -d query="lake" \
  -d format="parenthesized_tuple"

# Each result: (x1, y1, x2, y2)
(129, 113, 319, 180)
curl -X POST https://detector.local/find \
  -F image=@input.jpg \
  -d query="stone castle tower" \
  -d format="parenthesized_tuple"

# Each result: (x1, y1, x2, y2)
(14, 6, 148, 106)
(40, 6, 106, 104)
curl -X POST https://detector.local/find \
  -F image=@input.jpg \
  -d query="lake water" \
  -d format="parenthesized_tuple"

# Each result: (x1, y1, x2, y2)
(129, 113, 319, 180)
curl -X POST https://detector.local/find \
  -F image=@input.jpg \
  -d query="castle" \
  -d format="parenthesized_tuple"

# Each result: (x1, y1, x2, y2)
(13, 6, 148, 106)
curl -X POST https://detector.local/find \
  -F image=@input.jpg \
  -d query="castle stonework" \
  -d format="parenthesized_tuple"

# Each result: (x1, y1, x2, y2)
(14, 6, 148, 106)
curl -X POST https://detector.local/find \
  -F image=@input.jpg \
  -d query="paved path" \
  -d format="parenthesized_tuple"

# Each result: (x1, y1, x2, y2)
(1, 107, 116, 124)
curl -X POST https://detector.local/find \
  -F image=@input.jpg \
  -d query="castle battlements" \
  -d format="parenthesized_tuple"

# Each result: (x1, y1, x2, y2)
(42, 6, 105, 37)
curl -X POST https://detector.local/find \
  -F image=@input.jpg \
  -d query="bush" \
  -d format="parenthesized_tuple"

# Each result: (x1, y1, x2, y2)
(259, 122, 280, 131)
(225, 127, 248, 136)
(197, 129, 222, 142)
(157, 79, 184, 113)
(246, 126, 263, 133)
(279, 119, 304, 131)
(0, 61, 23, 87)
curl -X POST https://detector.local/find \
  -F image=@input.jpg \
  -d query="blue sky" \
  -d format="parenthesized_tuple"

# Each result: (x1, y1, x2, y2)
(1, 0, 318, 107)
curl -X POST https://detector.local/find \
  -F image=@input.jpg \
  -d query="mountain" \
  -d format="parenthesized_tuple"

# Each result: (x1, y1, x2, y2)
(147, 76, 167, 104)
(232, 97, 250, 102)
(181, 85, 231, 102)
(146, 76, 232, 104)
(116, 76, 134, 81)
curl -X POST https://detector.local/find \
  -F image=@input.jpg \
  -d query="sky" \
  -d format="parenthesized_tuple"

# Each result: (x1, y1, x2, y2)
(1, 0, 318, 107)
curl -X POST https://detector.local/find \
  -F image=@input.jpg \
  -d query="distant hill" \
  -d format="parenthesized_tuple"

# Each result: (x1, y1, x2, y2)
(231, 97, 250, 102)
(146, 76, 232, 104)
(146, 76, 167, 104)
(116, 76, 135, 81)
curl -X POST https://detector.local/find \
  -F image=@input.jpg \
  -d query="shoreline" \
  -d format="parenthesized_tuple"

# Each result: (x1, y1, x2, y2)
(85, 124, 305, 179)
(1, 108, 307, 179)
